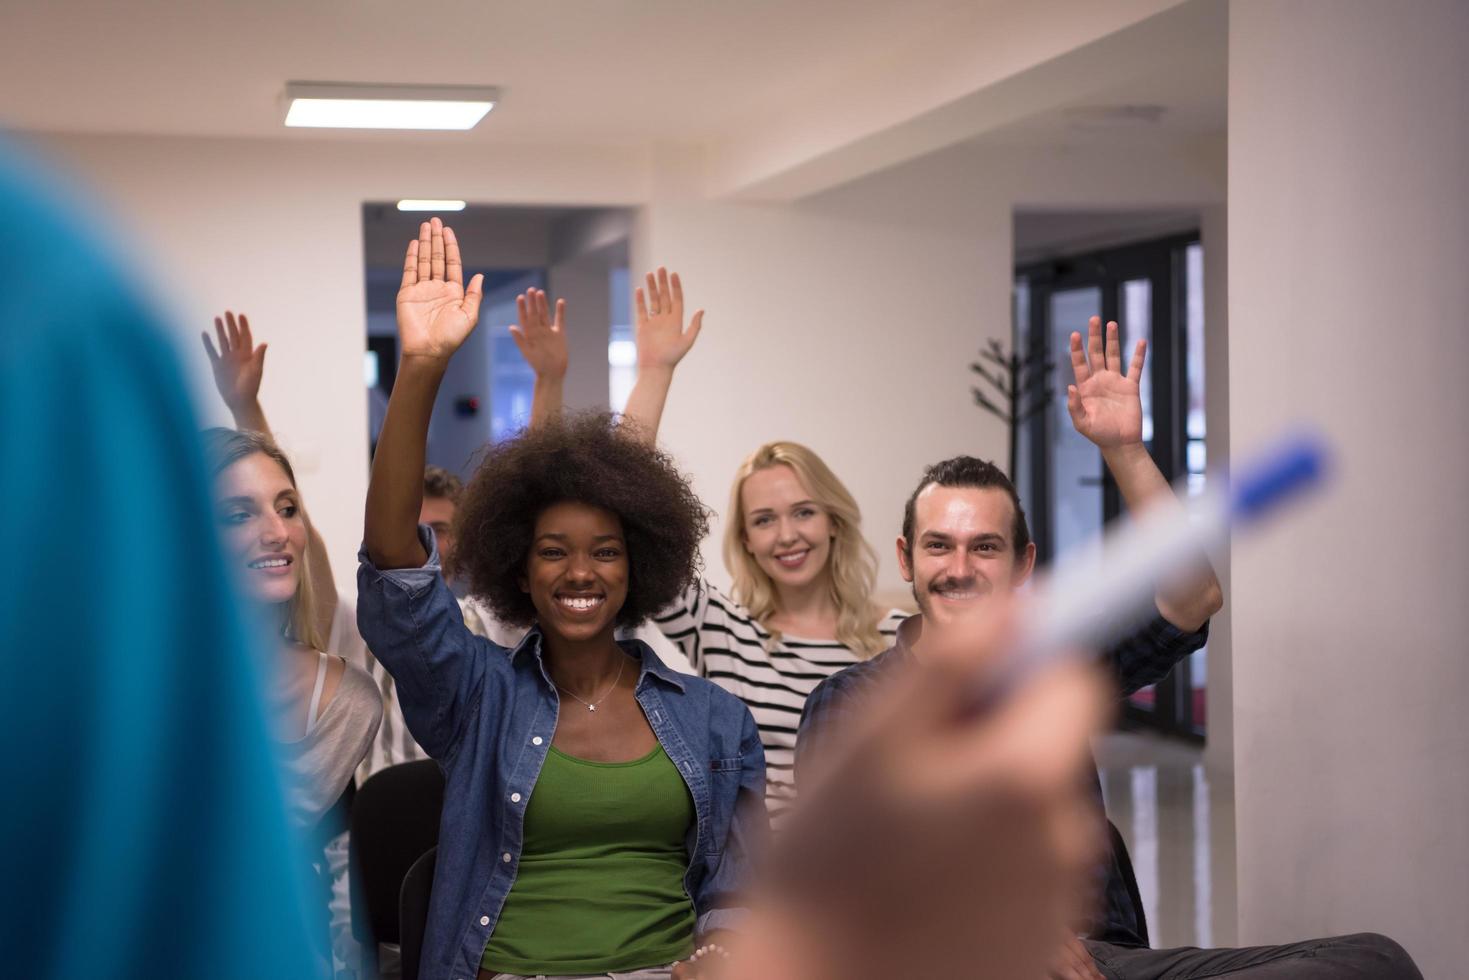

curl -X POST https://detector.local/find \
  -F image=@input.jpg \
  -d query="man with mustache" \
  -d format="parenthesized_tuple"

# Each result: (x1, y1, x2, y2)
(796, 318, 1420, 979)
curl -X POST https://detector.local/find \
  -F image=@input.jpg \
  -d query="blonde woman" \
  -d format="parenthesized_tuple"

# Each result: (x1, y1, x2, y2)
(203, 312, 383, 976)
(533, 269, 905, 819)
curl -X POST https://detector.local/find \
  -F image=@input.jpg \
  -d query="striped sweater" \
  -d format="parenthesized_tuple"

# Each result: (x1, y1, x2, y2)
(653, 579, 906, 820)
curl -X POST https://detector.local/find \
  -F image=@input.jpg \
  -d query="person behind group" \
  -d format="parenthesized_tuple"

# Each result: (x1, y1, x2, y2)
(357, 218, 765, 980)
(420, 465, 464, 589)
(796, 318, 1421, 980)
(526, 268, 905, 820)
(201, 311, 383, 976)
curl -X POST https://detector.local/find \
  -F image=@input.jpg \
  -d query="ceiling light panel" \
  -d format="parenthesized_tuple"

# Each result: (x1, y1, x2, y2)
(283, 83, 499, 131)
(397, 200, 467, 211)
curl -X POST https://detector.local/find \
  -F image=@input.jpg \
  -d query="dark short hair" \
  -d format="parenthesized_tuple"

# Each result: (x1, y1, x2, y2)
(455, 412, 709, 628)
(423, 465, 464, 503)
(901, 455, 1031, 558)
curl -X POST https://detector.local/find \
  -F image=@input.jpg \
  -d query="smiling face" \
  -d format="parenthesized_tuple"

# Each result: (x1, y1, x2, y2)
(522, 500, 630, 644)
(897, 484, 1036, 630)
(739, 463, 835, 595)
(214, 451, 308, 606)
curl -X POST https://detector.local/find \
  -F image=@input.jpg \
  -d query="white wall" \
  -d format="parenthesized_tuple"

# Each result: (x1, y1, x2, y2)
(634, 187, 1014, 601)
(29, 132, 647, 594)
(1228, 2, 1469, 975)
(27, 120, 1226, 608)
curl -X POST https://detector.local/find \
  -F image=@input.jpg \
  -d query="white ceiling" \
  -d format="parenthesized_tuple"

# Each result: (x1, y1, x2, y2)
(0, 0, 1001, 144)
(0, 0, 1227, 199)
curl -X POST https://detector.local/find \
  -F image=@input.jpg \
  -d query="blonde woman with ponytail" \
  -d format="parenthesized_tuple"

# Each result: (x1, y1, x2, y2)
(528, 268, 907, 819)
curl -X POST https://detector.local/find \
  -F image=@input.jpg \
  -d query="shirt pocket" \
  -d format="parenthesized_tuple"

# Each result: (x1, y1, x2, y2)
(704, 757, 746, 855)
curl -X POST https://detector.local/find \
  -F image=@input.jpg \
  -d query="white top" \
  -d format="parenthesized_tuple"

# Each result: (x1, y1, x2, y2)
(277, 639, 382, 829)
(652, 579, 907, 820)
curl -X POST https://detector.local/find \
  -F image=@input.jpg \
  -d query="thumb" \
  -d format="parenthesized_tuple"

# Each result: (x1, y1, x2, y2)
(1066, 385, 1083, 424)
(684, 310, 704, 348)
(461, 274, 485, 325)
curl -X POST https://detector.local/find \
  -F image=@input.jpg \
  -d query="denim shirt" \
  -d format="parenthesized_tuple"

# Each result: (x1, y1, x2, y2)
(357, 529, 767, 980)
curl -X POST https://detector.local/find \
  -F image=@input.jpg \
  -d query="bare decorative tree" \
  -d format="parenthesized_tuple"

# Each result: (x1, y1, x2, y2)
(971, 336, 1054, 482)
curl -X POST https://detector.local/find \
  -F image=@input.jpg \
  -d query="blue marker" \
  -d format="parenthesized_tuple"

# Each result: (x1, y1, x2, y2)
(1005, 431, 1330, 686)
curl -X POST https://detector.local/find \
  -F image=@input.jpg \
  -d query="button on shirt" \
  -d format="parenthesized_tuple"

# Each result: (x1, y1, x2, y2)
(357, 529, 767, 980)
(797, 610, 1209, 948)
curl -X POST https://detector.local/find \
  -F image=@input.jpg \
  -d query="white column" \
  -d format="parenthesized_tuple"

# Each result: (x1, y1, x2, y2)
(1228, 3, 1469, 975)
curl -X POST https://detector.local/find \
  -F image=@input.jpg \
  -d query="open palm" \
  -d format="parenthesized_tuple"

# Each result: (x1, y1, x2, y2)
(509, 288, 568, 377)
(201, 310, 265, 413)
(396, 217, 484, 358)
(635, 267, 703, 370)
(1067, 315, 1145, 449)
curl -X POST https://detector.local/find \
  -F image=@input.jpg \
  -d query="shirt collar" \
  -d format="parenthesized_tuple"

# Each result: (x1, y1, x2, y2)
(892, 612, 923, 662)
(508, 627, 687, 693)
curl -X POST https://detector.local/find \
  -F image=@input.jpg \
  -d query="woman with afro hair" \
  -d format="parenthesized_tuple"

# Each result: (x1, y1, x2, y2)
(357, 219, 765, 980)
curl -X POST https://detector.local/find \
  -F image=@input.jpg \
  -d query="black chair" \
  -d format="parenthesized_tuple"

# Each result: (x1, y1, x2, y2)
(399, 846, 437, 980)
(1108, 818, 1149, 947)
(348, 761, 445, 962)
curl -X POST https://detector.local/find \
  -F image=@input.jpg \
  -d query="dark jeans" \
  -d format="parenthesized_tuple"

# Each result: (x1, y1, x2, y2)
(1085, 932, 1421, 979)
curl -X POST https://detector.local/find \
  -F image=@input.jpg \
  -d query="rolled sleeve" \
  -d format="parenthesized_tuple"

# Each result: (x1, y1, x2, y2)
(356, 525, 504, 761)
(1104, 613, 1210, 697)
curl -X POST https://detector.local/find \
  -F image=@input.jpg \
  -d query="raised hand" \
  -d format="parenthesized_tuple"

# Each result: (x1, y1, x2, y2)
(201, 310, 266, 416)
(396, 217, 485, 359)
(509, 288, 568, 379)
(1066, 315, 1146, 449)
(634, 267, 703, 370)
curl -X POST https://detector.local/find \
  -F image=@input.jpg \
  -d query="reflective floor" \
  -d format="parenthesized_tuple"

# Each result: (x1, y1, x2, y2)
(1096, 731, 1238, 950)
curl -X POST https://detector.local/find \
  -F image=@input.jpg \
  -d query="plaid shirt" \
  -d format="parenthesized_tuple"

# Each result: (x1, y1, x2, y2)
(797, 610, 1208, 947)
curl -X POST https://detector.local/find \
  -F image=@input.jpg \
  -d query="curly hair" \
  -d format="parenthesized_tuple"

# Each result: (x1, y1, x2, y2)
(455, 412, 709, 628)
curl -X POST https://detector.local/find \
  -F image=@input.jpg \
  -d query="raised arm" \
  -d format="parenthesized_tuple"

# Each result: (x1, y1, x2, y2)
(509, 287, 568, 428)
(621, 267, 704, 444)
(1067, 315, 1223, 631)
(365, 218, 484, 569)
(203, 310, 338, 642)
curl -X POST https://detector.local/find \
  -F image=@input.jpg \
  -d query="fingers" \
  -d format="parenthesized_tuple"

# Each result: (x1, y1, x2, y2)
(977, 661, 1108, 799)
(237, 312, 252, 350)
(1104, 320, 1121, 373)
(461, 273, 484, 325)
(670, 270, 684, 316)
(553, 297, 566, 332)
(213, 316, 230, 357)
(417, 221, 432, 282)
(658, 267, 674, 317)
(201, 331, 220, 366)
(535, 289, 550, 327)
(429, 217, 446, 281)
(515, 293, 531, 331)
(645, 271, 660, 315)
(224, 310, 241, 351)
(1126, 338, 1147, 382)
(401, 239, 419, 288)
(1068, 331, 1090, 385)
(1086, 316, 1104, 376)
(443, 225, 463, 286)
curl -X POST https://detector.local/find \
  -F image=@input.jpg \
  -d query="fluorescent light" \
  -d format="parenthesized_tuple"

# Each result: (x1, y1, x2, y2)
(397, 200, 467, 212)
(283, 82, 498, 131)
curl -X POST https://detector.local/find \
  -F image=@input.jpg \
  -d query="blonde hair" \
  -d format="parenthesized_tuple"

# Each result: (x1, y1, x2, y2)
(722, 442, 885, 659)
(203, 427, 326, 652)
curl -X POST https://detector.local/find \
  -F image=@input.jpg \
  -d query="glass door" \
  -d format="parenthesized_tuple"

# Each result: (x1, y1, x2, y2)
(1016, 234, 1205, 740)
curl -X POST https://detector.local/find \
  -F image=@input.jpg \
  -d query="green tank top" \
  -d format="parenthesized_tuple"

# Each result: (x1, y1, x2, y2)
(480, 743, 697, 975)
